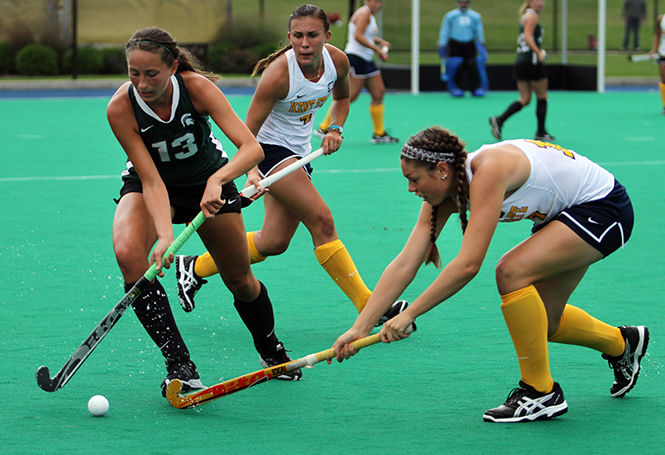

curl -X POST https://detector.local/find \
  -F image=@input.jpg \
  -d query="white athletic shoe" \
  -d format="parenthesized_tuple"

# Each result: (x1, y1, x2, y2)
(175, 255, 207, 312)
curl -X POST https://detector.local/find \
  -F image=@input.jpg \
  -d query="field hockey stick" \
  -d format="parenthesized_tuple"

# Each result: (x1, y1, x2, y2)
(240, 147, 324, 207)
(166, 324, 415, 409)
(627, 53, 656, 62)
(35, 211, 207, 392)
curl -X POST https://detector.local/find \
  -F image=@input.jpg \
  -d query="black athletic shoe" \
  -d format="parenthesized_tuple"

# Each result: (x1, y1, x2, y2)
(260, 342, 302, 381)
(375, 299, 410, 327)
(534, 132, 556, 141)
(161, 360, 204, 397)
(175, 255, 207, 312)
(483, 381, 568, 423)
(488, 116, 502, 140)
(602, 325, 649, 398)
(371, 132, 399, 144)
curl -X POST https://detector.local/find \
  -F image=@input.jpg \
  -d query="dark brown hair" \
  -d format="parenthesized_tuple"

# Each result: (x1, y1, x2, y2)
(401, 126, 469, 267)
(126, 27, 220, 82)
(251, 4, 330, 76)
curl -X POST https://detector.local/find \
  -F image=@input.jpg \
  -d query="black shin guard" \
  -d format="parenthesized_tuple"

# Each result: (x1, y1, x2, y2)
(536, 98, 548, 135)
(498, 101, 524, 125)
(233, 281, 279, 356)
(126, 280, 191, 367)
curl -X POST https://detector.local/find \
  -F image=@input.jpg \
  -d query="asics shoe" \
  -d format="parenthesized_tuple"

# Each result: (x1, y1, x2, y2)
(161, 360, 204, 397)
(371, 132, 399, 144)
(488, 116, 502, 141)
(259, 342, 302, 381)
(483, 381, 568, 423)
(175, 255, 207, 312)
(534, 132, 556, 141)
(375, 299, 410, 327)
(602, 325, 649, 398)
(314, 126, 328, 139)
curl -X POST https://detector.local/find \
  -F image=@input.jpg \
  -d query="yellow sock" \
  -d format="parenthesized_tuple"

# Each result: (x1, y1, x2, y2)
(247, 231, 267, 264)
(194, 251, 218, 278)
(193, 231, 266, 278)
(319, 108, 332, 131)
(548, 304, 624, 357)
(660, 82, 665, 108)
(500, 285, 553, 393)
(314, 239, 372, 312)
(369, 104, 385, 136)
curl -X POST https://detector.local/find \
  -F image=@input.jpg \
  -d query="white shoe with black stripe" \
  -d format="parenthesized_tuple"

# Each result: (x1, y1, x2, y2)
(483, 381, 568, 423)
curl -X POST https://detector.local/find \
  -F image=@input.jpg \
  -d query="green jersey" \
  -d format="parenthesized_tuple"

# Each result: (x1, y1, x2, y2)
(515, 9, 543, 66)
(123, 73, 228, 189)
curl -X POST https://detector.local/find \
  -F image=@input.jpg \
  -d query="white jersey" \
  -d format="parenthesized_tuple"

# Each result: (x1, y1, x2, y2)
(345, 5, 378, 61)
(257, 47, 336, 157)
(467, 139, 615, 225)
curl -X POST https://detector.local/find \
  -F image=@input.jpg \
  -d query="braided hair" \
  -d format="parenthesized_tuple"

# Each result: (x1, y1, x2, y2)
(251, 4, 330, 76)
(126, 27, 220, 82)
(401, 126, 469, 267)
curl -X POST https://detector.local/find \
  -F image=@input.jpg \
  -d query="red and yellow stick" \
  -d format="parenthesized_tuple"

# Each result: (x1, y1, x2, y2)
(167, 333, 383, 409)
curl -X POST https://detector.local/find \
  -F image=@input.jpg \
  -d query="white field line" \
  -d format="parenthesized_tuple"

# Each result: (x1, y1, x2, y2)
(1, 161, 663, 184)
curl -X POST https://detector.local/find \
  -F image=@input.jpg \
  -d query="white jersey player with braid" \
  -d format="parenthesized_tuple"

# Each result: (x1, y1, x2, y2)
(470, 139, 615, 225)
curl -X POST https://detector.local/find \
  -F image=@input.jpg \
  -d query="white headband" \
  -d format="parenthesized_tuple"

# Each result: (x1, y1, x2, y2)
(401, 144, 455, 163)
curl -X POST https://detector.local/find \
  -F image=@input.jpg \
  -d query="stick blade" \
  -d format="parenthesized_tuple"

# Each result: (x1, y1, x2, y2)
(35, 365, 58, 392)
(165, 379, 188, 408)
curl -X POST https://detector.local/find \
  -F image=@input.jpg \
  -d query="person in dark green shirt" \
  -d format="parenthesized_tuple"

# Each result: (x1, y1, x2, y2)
(489, 0, 554, 142)
(107, 27, 301, 398)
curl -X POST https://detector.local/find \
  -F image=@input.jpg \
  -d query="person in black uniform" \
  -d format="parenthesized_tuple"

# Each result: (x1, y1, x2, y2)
(107, 27, 301, 397)
(489, 0, 554, 142)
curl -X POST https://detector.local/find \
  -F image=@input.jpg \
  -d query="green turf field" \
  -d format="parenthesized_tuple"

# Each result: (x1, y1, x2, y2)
(2, 88, 664, 454)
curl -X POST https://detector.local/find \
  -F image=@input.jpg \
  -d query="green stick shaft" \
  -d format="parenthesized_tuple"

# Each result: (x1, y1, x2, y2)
(143, 211, 207, 281)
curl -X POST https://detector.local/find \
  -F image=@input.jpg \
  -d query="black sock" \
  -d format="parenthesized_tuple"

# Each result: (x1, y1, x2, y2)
(126, 280, 190, 368)
(498, 101, 524, 125)
(233, 281, 279, 356)
(536, 98, 548, 134)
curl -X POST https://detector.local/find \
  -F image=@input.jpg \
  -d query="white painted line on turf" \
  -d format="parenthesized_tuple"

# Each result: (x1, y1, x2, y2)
(2, 162, 663, 184)
(0, 169, 402, 183)
(598, 160, 665, 166)
(317, 168, 399, 174)
(0, 175, 117, 183)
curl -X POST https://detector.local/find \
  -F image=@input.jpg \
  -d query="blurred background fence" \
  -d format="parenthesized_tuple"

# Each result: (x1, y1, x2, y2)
(0, 0, 662, 77)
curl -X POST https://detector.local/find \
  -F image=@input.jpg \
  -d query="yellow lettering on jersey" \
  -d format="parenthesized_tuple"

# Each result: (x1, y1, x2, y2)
(288, 100, 314, 113)
(526, 210, 547, 222)
(289, 95, 330, 113)
(315, 95, 329, 108)
(527, 140, 575, 159)
(505, 206, 528, 221)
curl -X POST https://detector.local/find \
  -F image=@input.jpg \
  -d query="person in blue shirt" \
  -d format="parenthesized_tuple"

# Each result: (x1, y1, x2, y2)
(438, 0, 488, 96)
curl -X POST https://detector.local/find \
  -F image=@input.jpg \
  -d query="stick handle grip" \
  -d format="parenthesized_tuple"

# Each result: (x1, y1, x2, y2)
(296, 324, 415, 368)
(315, 333, 382, 363)
(144, 211, 207, 281)
(241, 148, 324, 199)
